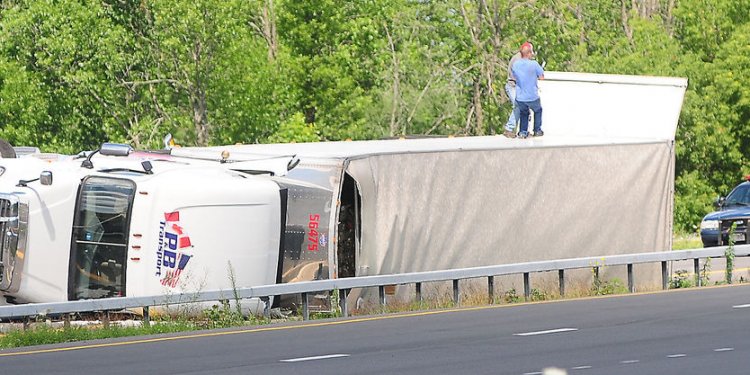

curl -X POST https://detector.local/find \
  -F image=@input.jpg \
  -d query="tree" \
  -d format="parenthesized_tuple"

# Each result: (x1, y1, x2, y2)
(0, 57, 49, 147)
(277, 0, 391, 140)
(147, 0, 240, 146)
(372, 0, 468, 137)
(673, 0, 750, 62)
(0, 0, 131, 152)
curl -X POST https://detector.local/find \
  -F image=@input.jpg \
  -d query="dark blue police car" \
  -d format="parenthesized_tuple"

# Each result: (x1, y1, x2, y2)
(700, 177, 750, 247)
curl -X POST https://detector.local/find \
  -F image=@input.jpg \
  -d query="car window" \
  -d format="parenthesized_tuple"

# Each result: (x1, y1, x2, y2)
(726, 184, 750, 206)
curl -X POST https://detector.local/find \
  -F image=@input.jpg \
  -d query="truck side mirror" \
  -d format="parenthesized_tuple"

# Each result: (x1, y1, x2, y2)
(714, 196, 725, 209)
(17, 171, 53, 187)
(99, 143, 133, 157)
(83, 143, 133, 169)
(40, 171, 53, 185)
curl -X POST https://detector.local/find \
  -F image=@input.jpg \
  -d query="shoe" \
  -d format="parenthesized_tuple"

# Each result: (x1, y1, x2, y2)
(503, 130, 516, 139)
(517, 132, 529, 139)
(533, 130, 544, 137)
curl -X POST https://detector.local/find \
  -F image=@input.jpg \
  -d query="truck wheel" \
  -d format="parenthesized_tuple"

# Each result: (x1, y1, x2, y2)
(0, 139, 15, 158)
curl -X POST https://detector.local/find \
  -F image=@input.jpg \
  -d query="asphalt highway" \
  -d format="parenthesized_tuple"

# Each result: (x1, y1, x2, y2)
(1, 284, 749, 375)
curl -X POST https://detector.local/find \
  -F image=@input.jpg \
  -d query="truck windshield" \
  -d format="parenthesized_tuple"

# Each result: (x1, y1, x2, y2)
(726, 184, 750, 206)
(68, 177, 135, 300)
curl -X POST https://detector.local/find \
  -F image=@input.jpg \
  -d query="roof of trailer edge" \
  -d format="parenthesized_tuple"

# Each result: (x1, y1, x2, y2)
(172, 135, 670, 162)
(543, 71, 687, 87)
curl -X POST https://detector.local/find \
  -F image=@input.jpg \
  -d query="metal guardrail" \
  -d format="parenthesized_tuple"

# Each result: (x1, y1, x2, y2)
(1, 245, 747, 321)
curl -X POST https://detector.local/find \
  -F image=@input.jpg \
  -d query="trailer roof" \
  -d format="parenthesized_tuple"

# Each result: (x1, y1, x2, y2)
(173, 134, 667, 162)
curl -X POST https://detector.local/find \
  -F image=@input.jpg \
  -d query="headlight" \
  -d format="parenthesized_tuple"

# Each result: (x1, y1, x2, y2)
(700, 220, 719, 230)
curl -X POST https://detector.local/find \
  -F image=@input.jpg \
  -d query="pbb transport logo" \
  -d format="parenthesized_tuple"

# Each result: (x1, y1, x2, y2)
(155, 211, 193, 288)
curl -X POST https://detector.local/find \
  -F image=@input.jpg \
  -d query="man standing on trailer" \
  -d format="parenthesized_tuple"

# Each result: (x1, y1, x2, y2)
(503, 48, 522, 138)
(512, 42, 545, 139)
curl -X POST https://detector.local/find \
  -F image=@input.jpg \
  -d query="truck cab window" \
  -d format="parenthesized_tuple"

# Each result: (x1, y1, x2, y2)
(68, 177, 135, 300)
(726, 185, 750, 206)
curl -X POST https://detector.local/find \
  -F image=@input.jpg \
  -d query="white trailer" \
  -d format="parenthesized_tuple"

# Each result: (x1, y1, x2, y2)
(0, 72, 687, 309)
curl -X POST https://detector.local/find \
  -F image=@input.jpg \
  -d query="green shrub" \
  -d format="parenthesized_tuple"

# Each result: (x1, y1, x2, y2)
(674, 171, 717, 234)
(670, 269, 694, 288)
(503, 288, 521, 303)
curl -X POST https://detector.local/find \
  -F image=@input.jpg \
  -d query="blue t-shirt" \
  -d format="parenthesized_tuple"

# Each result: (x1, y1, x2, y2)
(511, 59, 544, 102)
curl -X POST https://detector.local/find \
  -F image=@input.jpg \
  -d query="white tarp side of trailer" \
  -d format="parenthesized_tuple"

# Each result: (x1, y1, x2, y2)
(540, 72, 687, 140)
(346, 141, 673, 276)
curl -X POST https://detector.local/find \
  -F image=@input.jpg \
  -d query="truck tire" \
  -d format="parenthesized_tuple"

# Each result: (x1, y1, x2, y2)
(0, 139, 15, 158)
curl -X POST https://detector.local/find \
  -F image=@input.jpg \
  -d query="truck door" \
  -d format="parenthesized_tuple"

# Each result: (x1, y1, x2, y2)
(68, 176, 136, 300)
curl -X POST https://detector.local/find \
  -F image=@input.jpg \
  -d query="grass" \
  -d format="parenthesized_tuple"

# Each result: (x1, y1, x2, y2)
(673, 232, 702, 250)
(0, 302, 273, 349)
(0, 320, 198, 349)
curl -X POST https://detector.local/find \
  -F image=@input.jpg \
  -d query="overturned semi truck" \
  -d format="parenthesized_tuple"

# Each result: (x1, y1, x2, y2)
(0, 72, 687, 310)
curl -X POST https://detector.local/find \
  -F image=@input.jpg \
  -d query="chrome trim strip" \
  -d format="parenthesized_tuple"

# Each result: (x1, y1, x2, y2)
(74, 240, 127, 248)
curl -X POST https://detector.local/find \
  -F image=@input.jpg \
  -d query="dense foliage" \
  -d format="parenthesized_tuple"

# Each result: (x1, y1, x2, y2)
(0, 0, 747, 233)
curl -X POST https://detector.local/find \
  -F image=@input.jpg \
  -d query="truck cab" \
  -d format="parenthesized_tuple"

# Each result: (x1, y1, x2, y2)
(0, 145, 287, 305)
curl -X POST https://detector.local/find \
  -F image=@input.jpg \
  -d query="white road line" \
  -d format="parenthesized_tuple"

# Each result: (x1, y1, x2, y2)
(522, 372, 543, 375)
(667, 354, 686, 358)
(620, 360, 640, 364)
(514, 328, 578, 336)
(714, 348, 734, 352)
(571, 365, 592, 370)
(280, 354, 350, 363)
(732, 304, 750, 309)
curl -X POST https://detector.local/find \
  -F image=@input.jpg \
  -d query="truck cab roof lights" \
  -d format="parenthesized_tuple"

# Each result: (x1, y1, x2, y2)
(12, 146, 40, 157)
(16, 171, 53, 187)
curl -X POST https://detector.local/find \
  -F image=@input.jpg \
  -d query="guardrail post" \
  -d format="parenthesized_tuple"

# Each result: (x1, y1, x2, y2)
(661, 261, 668, 290)
(63, 313, 71, 330)
(627, 264, 634, 293)
(558, 270, 565, 297)
(488, 276, 495, 304)
(143, 307, 150, 326)
(416, 282, 422, 304)
(523, 272, 531, 300)
(379, 286, 386, 307)
(694, 258, 701, 287)
(101, 311, 110, 329)
(302, 292, 309, 321)
(453, 279, 460, 306)
(593, 266, 600, 284)
(260, 297, 270, 320)
(339, 289, 349, 318)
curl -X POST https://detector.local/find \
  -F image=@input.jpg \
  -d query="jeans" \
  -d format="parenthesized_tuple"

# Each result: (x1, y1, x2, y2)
(517, 99, 542, 136)
(504, 82, 520, 132)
